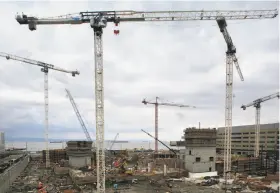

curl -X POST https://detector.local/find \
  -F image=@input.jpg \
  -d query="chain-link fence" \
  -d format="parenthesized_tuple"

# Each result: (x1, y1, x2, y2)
(0, 155, 30, 193)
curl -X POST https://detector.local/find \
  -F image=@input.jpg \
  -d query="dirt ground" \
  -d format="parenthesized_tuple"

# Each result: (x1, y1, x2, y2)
(8, 160, 226, 193)
(106, 181, 226, 193)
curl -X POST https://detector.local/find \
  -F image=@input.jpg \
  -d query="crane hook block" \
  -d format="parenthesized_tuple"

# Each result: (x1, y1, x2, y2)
(114, 23, 120, 35)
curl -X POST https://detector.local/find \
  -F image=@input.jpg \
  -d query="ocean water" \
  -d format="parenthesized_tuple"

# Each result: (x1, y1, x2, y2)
(5, 141, 184, 151)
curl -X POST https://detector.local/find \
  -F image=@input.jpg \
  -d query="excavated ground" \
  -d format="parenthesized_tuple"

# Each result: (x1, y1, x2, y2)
(106, 181, 226, 193)
(6, 160, 79, 193)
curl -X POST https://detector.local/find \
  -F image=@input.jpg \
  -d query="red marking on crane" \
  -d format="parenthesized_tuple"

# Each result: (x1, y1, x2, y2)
(114, 22, 120, 35)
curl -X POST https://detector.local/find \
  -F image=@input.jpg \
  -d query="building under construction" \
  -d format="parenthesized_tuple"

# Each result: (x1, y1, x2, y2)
(178, 127, 217, 174)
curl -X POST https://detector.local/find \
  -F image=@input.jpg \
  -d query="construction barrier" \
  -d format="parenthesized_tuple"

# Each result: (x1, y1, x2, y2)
(0, 155, 30, 193)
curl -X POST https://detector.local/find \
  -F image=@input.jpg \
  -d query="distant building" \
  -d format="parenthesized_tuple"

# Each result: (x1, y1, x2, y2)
(180, 127, 217, 173)
(0, 132, 5, 152)
(217, 123, 279, 155)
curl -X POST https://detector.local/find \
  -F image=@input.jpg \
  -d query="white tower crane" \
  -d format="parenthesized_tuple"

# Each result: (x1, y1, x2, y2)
(0, 52, 79, 168)
(241, 92, 279, 157)
(15, 9, 278, 193)
(142, 97, 195, 152)
(65, 88, 93, 141)
(216, 18, 244, 180)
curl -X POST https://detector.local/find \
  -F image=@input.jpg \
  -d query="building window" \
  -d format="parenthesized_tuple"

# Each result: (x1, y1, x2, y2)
(196, 157, 201, 162)
(189, 150, 191, 155)
(209, 157, 214, 161)
(232, 133, 241, 135)
(209, 167, 212, 172)
(267, 136, 275, 138)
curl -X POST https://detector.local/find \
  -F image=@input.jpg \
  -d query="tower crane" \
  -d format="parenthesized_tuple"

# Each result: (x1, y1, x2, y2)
(15, 9, 278, 193)
(141, 129, 177, 156)
(142, 97, 195, 153)
(65, 88, 93, 141)
(109, 133, 119, 151)
(108, 133, 119, 167)
(0, 52, 79, 168)
(216, 18, 245, 180)
(241, 92, 279, 157)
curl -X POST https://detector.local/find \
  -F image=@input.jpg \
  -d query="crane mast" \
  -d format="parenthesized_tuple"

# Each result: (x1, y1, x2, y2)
(90, 14, 107, 193)
(65, 89, 92, 141)
(0, 52, 79, 168)
(15, 9, 278, 193)
(241, 92, 279, 157)
(142, 97, 195, 153)
(216, 18, 244, 181)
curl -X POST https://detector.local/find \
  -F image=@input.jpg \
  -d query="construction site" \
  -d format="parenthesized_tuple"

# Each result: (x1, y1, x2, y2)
(0, 3, 279, 193)
(1, 130, 279, 193)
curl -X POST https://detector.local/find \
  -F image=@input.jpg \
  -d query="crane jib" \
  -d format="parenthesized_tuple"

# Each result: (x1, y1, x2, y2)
(15, 9, 278, 26)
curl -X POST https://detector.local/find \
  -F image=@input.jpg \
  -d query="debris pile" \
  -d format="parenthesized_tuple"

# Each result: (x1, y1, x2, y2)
(6, 160, 78, 193)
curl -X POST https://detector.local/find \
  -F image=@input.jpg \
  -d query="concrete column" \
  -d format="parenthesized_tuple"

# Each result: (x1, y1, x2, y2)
(164, 164, 167, 176)
(148, 162, 152, 172)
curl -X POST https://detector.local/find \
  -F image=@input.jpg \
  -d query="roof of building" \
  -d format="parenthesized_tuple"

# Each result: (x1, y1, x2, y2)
(217, 123, 279, 133)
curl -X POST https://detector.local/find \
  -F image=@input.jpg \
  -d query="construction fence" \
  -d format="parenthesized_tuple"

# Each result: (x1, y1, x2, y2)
(0, 155, 30, 193)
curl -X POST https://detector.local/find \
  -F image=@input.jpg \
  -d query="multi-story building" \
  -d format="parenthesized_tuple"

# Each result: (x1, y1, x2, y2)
(0, 132, 5, 152)
(180, 127, 217, 173)
(217, 123, 279, 155)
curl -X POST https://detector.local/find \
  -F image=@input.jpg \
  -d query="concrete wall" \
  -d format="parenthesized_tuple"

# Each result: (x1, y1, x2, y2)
(0, 132, 5, 152)
(184, 147, 216, 173)
(69, 156, 91, 168)
(0, 155, 29, 193)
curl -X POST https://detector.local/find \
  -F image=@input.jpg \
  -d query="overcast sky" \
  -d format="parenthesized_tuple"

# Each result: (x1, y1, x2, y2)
(0, 1, 279, 142)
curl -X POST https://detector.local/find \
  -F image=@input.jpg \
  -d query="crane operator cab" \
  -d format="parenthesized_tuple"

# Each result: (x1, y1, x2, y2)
(71, 70, 80, 77)
(15, 13, 37, 31)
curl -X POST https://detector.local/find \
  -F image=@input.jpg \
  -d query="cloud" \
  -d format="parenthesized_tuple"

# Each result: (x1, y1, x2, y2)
(0, 1, 278, 142)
